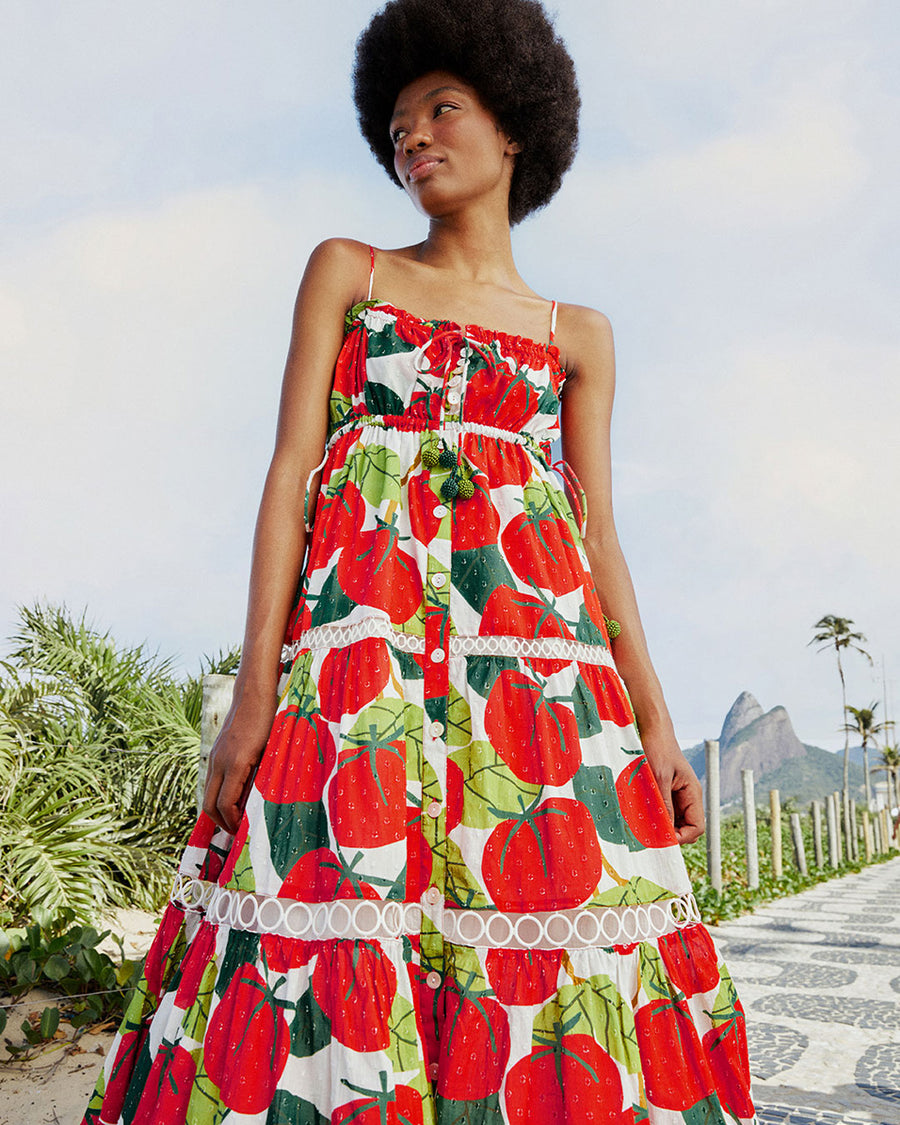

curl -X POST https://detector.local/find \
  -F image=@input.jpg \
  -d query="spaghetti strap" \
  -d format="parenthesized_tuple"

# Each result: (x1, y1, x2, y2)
(367, 244, 376, 301)
(549, 299, 558, 343)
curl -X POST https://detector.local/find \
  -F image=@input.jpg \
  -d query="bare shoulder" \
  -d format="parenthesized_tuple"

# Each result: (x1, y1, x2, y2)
(298, 237, 372, 306)
(554, 302, 615, 386)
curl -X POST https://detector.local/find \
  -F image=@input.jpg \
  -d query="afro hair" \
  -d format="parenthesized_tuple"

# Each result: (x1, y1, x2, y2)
(353, 0, 580, 225)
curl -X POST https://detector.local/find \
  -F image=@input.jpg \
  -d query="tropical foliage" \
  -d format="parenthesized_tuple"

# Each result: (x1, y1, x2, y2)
(809, 614, 871, 795)
(843, 702, 884, 807)
(0, 602, 239, 932)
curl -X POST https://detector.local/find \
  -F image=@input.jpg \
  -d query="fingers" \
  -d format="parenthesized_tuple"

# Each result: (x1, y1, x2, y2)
(672, 778, 706, 845)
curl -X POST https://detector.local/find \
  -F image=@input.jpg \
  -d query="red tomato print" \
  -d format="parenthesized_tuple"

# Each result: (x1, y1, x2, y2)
(465, 359, 538, 432)
(483, 798, 603, 910)
(312, 941, 397, 1051)
(173, 922, 216, 1009)
(254, 710, 336, 804)
(577, 663, 634, 726)
(205, 964, 291, 1113)
(131, 1042, 196, 1125)
(703, 1000, 753, 1118)
(337, 513, 423, 624)
(100, 1023, 149, 1122)
(408, 471, 444, 544)
(142, 905, 186, 998)
(659, 925, 721, 998)
(333, 1083, 424, 1125)
(505, 1034, 630, 1124)
(634, 998, 715, 1111)
(452, 481, 500, 550)
(319, 638, 392, 722)
(501, 506, 583, 595)
(485, 669, 581, 785)
(463, 435, 531, 488)
(405, 804, 434, 900)
(615, 756, 678, 848)
(485, 948, 562, 1005)
(481, 585, 575, 641)
(445, 759, 464, 831)
(334, 324, 368, 396)
(438, 986, 511, 1099)
(328, 734, 406, 848)
(281, 847, 381, 902)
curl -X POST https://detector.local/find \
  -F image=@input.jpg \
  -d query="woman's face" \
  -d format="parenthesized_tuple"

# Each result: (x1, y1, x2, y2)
(389, 70, 519, 220)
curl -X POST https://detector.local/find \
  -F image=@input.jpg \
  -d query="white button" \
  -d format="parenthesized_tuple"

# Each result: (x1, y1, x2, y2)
(425, 886, 441, 906)
(433, 504, 448, 519)
(426, 801, 442, 819)
(428, 1062, 439, 1081)
(448, 374, 462, 388)
(447, 391, 461, 405)
(432, 572, 446, 589)
(426, 970, 442, 989)
(430, 647, 445, 663)
(429, 720, 445, 738)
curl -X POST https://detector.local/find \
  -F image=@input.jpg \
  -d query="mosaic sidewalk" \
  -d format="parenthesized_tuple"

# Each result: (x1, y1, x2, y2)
(713, 856, 900, 1125)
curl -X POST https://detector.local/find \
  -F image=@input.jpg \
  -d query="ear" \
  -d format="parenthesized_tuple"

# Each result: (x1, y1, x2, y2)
(505, 138, 522, 155)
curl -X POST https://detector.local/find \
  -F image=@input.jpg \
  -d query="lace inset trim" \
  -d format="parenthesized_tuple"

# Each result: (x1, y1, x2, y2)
(281, 618, 613, 668)
(171, 875, 700, 951)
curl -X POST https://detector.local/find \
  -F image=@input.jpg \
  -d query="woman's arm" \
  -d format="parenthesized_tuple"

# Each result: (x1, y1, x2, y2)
(202, 237, 370, 833)
(557, 306, 704, 845)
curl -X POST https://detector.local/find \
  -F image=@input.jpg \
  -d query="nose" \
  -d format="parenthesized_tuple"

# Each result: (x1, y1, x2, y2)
(403, 122, 433, 155)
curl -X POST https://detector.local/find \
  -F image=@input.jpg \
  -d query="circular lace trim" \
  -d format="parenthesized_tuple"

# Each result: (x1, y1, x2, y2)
(281, 618, 612, 667)
(171, 875, 700, 950)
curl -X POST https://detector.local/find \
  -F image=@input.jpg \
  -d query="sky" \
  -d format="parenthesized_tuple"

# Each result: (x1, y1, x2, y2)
(2, 0, 898, 751)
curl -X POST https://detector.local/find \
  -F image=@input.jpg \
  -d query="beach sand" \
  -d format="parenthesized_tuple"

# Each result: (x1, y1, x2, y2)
(0, 908, 158, 1125)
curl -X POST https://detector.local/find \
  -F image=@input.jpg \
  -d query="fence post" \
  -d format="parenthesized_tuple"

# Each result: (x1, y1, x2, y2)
(862, 809, 873, 862)
(197, 674, 237, 812)
(811, 801, 824, 869)
(833, 790, 844, 861)
(874, 811, 883, 855)
(849, 799, 859, 862)
(705, 740, 722, 892)
(742, 769, 759, 889)
(826, 793, 840, 868)
(790, 812, 808, 876)
(769, 789, 783, 879)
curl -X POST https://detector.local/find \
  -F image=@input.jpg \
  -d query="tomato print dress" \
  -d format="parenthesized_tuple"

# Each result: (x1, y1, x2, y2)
(84, 253, 756, 1125)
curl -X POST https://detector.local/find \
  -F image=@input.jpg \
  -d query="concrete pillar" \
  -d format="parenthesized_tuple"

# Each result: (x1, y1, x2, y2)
(742, 769, 759, 890)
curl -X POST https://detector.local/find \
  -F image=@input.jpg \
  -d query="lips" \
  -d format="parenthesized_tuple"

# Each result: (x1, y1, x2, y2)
(407, 155, 442, 183)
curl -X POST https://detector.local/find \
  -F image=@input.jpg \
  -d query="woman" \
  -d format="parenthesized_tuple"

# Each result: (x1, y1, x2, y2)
(84, 1, 756, 1122)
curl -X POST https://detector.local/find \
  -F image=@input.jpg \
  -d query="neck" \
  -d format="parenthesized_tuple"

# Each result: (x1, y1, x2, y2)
(416, 203, 519, 286)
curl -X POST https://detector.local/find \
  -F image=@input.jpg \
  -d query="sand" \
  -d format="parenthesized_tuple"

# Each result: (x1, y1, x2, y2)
(0, 908, 159, 1125)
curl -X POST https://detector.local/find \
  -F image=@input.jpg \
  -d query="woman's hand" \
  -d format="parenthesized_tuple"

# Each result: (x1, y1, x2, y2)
(641, 730, 705, 845)
(202, 691, 278, 834)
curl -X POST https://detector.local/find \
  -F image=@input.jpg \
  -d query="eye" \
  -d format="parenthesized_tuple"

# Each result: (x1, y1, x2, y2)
(391, 126, 408, 145)
(434, 102, 458, 118)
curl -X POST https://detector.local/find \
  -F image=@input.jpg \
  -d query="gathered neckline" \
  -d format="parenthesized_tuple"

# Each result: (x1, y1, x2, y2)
(348, 298, 565, 374)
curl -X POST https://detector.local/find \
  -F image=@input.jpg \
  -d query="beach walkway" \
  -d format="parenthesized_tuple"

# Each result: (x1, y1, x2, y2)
(716, 856, 900, 1125)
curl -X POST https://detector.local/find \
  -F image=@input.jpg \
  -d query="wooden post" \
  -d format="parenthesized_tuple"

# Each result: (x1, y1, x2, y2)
(862, 809, 873, 862)
(197, 674, 237, 812)
(837, 792, 846, 859)
(811, 801, 824, 869)
(742, 769, 759, 889)
(843, 791, 853, 862)
(874, 811, 883, 855)
(769, 789, 783, 879)
(849, 799, 859, 862)
(790, 812, 808, 876)
(826, 793, 840, 868)
(881, 809, 893, 852)
(705, 740, 722, 892)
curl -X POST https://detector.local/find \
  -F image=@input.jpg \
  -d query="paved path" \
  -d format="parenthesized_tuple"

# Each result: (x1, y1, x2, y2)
(714, 856, 900, 1125)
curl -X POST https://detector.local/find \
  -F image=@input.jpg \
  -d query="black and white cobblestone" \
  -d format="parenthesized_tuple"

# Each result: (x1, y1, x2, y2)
(714, 857, 900, 1124)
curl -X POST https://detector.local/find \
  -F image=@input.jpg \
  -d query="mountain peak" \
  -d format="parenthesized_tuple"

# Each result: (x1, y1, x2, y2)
(720, 691, 764, 747)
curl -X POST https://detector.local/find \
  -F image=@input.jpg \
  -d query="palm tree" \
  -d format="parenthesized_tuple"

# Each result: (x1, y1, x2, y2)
(874, 745, 900, 810)
(843, 703, 884, 808)
(810, 615, 871, 797)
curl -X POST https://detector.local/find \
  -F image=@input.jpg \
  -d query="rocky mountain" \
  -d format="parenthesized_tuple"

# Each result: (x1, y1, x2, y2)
(686, 691, 866, 806)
